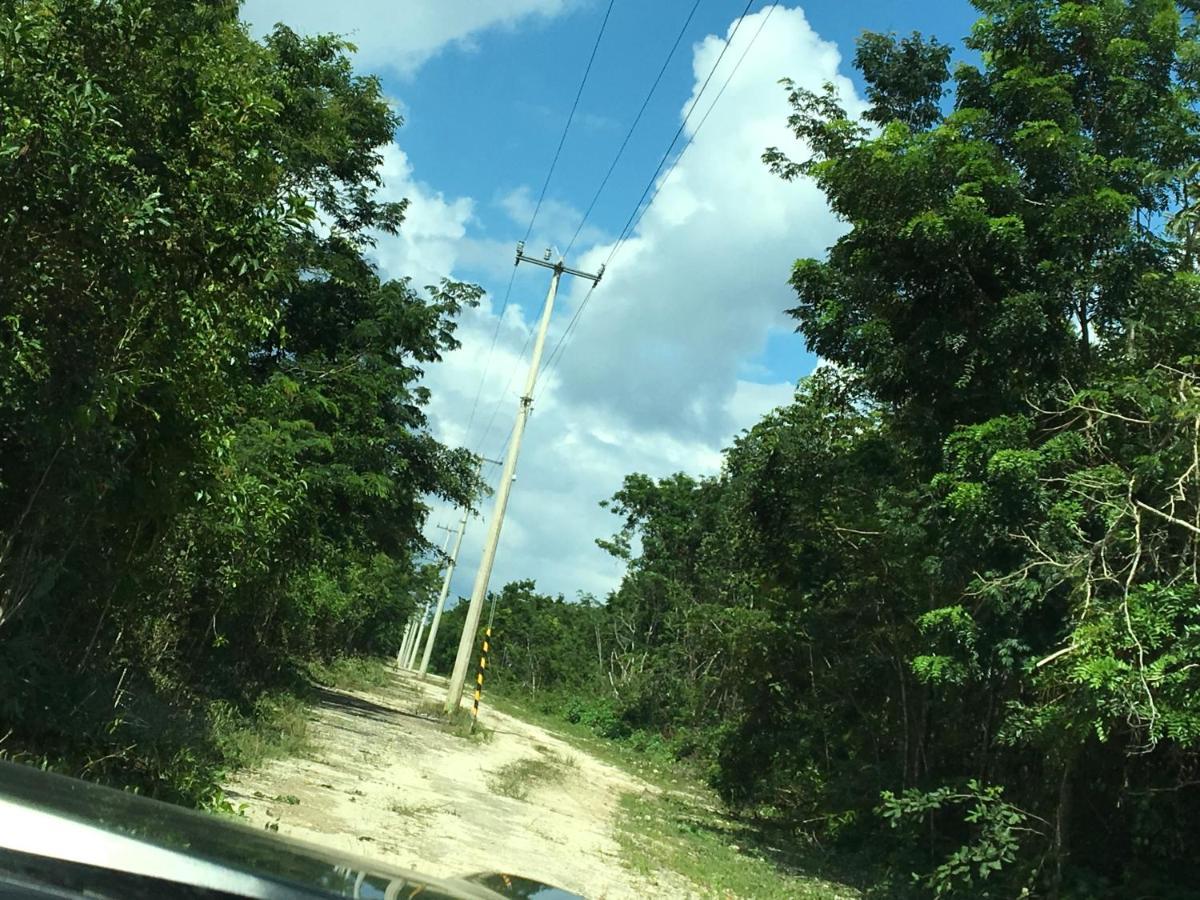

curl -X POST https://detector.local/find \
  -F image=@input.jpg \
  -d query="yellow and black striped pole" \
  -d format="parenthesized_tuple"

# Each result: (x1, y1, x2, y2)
(470, 626, 491, 731)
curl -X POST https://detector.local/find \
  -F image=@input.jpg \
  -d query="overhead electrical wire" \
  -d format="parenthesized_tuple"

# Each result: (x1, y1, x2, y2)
(606, 0, 758, 259)
(616, 1, 781, 264)
(459, 265, 517, 454)
(522, 0, 618, 242)
(460, 0, 616, 455)
(563, 0, 704, 257)
(476, 0, 707, 456)
(474, 328, 534, 462)
(537, 1, 780, 396)
(479, 0, 705, 460)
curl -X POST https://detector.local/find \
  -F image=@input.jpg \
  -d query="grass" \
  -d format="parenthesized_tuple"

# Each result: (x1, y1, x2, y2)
(448, 709, 494, 743)
(617, 790, 862, 900)
(209, 692, 311, 771)
(252, 791, 300, 805)
(206, 655, 398, 809)
(306, 656, 394, 692)
(486, 690, 869, 899)
(487, 750, 575, 801)
(412, 699, 495, 742)
(388, 799, 438, 819)
(411, 698, 495, 742)
(413, 699, 446, 719)
(485, 691, 688, 793)
(215, 657, 396, 776)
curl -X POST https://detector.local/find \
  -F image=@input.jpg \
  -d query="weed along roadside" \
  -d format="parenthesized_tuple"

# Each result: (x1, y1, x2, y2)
(485, 691, 866, 899)
(487, 749, 577, 802)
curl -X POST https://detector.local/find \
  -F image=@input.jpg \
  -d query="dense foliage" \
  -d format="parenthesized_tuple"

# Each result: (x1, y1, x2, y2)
(0, 0, 479, 802)
(472, 2, 1200, 896)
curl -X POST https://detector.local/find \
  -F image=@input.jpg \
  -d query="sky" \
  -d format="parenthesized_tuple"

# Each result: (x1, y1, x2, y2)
(239, 0, 980, 603)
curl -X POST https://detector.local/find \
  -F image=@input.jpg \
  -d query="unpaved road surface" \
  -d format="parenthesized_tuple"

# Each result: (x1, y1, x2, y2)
(223, 668, 691, 898)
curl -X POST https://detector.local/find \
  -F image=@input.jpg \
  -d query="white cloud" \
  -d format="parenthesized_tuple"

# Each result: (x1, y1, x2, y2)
(411, 7, 863, 602)
(240, 0, 570, 76)
(370, 145, 475, 292)
(496, 187, 609, 259)
(550, 6, 860, 438)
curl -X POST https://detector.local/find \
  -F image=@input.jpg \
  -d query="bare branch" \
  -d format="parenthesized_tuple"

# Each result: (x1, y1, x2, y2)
(1135, 500, 1200, 536)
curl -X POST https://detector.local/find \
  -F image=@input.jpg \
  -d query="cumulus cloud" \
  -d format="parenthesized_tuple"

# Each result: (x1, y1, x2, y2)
(369, 145, 475, 292)
(240, 0, 570, 76)
(408, 6, 864, 601)
(550, 6, 861, 439)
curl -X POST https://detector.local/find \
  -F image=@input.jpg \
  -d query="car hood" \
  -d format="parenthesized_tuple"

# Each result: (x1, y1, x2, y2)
(0, 760, 581, 899)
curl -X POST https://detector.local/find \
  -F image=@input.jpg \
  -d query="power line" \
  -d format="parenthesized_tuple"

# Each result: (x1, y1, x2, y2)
(522, 0, 617, 243)
(478, 0, 700, 447)
(462, 0, 616, 454)
(535, 282, 598, 398)
(606, 0, 758, 258)
(537, 2, 779, 396)
(460, 265, 518, 452)
(615, 2, 780, 264)
(563, 0, 704, 257)
(474, 326, 534, 462)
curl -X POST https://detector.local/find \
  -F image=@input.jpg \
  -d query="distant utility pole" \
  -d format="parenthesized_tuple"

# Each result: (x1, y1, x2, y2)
(397, 620, 414, 667)
(444, 243, 604, 714)
(402, 526, 454, 669)
(418, 458, 499, 677)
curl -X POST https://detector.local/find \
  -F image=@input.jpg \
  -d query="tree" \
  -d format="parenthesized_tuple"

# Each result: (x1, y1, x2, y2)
(523, 3, 1200, 895)
(764, 1, 1198, 451)
(0, 0, 481, 802)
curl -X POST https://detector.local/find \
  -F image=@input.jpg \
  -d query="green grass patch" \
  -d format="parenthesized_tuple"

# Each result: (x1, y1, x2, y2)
(413, 699, 446, 719)
(487, 751, 574, 801)
(252, 791, 301, 805)
(488, 688, 876, 897)
(306, 656, 394, 692)
(208, 692, 310, 772)
(410, 699, 494, 741)
(485, 691, 688, 793)
(444, 706, 495, 742)
(617, 790, 862, 900)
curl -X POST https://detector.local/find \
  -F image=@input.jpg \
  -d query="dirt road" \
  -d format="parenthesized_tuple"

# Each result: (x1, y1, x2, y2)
(223, 668, 691, 899)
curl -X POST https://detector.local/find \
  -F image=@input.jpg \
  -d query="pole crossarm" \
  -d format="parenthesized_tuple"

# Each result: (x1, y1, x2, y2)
(515, 242, 604, 285)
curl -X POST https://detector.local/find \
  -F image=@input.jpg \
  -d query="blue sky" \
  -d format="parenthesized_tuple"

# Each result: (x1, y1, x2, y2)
(241, 1, 981, 601)
(393, 0, 979, 296)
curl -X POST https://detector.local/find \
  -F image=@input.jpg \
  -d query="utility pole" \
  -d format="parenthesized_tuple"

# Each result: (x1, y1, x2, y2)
(405, 621, 421, 668)
(405, 526, 455, 668)
(418, 457, 499, 676)
(399, 527, 453, 669)
(397, 620, 414, 667)
(444, 244, 603, 714)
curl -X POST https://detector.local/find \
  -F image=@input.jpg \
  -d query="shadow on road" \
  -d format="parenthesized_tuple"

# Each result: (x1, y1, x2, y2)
(312, 685, 442, 725)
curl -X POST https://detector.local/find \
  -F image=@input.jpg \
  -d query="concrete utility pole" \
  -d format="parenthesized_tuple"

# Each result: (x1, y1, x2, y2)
(405, 621, 423, 669)
(418, 510, 468, 674)
(405, 526, 455, 668)
(444, 244, 603, 714)
(418, 456, 499, 677)
(397, 620, 414, 667)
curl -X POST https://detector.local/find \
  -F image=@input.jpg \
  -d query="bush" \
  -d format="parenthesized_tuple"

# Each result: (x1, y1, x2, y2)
(562, 695, 628, 739)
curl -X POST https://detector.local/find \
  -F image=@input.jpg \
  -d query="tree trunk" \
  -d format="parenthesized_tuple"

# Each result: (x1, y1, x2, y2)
(1052, 757, 1074, 898)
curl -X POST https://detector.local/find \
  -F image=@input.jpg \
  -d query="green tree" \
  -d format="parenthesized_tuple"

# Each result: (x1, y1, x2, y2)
(0, 0, 480, 801)
(559, 3, 1200, 895)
